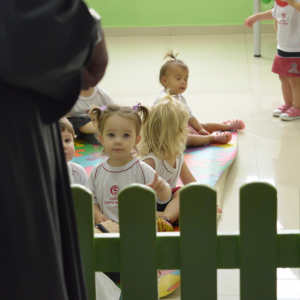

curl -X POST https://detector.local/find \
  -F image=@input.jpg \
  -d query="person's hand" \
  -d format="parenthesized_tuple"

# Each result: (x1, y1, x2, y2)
(244, 15, 258, 28)
(146, 172, 167, 194)
(282, 0, 295, 5)
(95, 212, 108, 224)
(81, 30, 108, 90)
(199, 127, 210, 135)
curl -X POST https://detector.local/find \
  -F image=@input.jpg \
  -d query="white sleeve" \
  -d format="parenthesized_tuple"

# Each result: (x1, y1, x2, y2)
(141, 163, 170, 204)
(272, 5, 277, 19)
(98, 87, 114, 105)
(77, 164, 88, 186)
(87, 168, 98, 204)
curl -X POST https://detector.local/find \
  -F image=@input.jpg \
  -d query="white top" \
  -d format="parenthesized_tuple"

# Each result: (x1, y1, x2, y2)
(272, 1, 300, 52)
(141, 152, 184, 189)
(68, 86, 114, 118)
(67, 161, 88, 186)
(154, 90, 194, 119)
(87, 157, 169, 223)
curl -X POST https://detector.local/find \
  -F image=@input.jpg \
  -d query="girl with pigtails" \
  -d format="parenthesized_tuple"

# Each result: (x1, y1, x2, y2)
(86, 103, 171, 226)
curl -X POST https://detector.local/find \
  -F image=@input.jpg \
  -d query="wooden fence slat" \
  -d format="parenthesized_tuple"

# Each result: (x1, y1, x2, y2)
(71, 184, 96, 300)
(118, 184, 158, 300)
(240, 182, 277, 300)
(180, 183, 217, 300)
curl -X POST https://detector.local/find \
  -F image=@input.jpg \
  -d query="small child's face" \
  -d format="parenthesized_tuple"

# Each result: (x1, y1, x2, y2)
(99, 114, 141, 164)
(161, 65, 189, 95)
(61, 130, 75, 162)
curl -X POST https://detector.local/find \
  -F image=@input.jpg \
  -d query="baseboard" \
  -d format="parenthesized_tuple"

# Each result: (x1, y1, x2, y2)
(103, 24, 275, 37)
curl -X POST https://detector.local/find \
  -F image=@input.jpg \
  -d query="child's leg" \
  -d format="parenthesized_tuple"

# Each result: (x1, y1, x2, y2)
(160, 190, 180, 223)
(186, 132, 231, 146)
(280, 75, 293, 106)
(79, 121, 98, 134)
(201, 121, 245, 132)
(289, 77, 300, 109)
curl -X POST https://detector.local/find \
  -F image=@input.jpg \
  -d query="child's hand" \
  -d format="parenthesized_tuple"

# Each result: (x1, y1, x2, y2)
(146, 172, 167, 194)
(199, 128, 210, 135)
(244, 15, 258, 28)
(95, 212, 108, 224)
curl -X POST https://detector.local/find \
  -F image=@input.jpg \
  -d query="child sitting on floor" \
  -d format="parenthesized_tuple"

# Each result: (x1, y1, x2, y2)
(59, 117, 88, 186)
(140, 94, 223, 231)
(155, 50, 245, 146)
(66, 86, 114, 145)
(87, 103, 171, 225)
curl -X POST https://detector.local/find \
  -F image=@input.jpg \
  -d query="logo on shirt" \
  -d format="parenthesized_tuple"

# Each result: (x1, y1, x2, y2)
(279, 13, 288, 25)
(282, 13, 286, 19)
(110, 185, 120, 195)
(288, 63, 300, 74)
(167, 179, 171, 184)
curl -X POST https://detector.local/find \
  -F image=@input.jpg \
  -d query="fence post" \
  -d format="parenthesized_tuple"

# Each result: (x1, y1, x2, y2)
(118, 184, 158, 300)
(71, 184, 96, 300)
(180, 183, 217, 300)
(240, 182, 277, 300)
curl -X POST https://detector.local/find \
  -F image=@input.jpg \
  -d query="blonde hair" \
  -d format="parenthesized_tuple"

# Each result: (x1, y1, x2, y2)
(59, 117, 75, 138)
(159, 50, 189, 85)
(139, 94, 189, 160)
(89, 103, 149, 155)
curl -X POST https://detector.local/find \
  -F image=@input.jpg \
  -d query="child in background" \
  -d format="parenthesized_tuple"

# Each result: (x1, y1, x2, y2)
(244, 1, 300, 120)
(140, 94, 222, 231)
(87, 103, 171, 225)
(155, 51, 245, 146)
(59, 117, 88, 186)
(66, 86, 114, 145)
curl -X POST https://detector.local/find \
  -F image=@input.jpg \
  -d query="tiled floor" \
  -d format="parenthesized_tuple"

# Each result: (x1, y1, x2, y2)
(99, 32, 300, 299)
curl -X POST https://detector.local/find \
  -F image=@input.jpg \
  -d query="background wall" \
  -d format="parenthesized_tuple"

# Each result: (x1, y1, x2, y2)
(85, 0, 274, 28)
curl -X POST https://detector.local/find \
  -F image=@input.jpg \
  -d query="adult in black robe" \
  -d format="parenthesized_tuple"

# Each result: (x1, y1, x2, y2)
(0, 1, 108, 299)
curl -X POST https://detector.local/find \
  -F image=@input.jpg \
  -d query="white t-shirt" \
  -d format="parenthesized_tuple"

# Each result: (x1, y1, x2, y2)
(154, 90, 194, 119)
(68, 86, 114, 118)
(87, 157, 169, 223)
(272, 1, 300, 52)
(141, 153, 184, 189)
(67, 161, 88, 186)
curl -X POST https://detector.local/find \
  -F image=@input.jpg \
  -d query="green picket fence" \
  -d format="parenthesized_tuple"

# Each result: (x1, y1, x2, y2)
(72, 182, 300, 300)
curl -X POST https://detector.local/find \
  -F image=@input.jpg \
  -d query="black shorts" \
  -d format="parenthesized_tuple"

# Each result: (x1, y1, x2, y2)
(67, 117, 90, 135)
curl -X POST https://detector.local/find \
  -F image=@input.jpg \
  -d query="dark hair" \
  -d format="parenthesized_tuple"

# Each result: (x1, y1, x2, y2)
(159, 49, 189, 85)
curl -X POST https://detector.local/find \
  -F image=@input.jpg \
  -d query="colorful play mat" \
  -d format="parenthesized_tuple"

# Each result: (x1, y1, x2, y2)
(71, 131, 238, 298)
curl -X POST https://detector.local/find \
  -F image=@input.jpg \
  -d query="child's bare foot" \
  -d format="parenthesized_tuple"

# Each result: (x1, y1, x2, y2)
(212, 132, 232, 144)
(222, 119, 245, 130)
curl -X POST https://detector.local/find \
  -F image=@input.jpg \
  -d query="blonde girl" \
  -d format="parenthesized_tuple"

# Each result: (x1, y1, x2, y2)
(139, 95, 198, 231)
(87, 103, 171, 225)
(155, 50, 245, 146)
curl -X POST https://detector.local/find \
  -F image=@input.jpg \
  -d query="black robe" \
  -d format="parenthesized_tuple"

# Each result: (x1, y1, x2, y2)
(0, 1, 96, 299)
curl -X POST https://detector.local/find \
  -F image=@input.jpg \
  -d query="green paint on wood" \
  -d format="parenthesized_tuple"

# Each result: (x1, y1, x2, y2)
(180, 183, 217, 300)
(118, 184, 158, 300)
(240, 182, 277, 300)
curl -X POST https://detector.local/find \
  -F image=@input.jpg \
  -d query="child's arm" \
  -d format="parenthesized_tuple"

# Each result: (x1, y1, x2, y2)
(282, 0, 300, 12)
(94, 203, 109, 224)
(146, 172, 171, 201)
(188, 117, 210, 135)
(179, 161, 197, 185)
(244, 10, 275, 28)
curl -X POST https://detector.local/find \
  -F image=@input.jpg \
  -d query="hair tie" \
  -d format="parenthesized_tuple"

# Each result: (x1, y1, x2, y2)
(99, 105, 107, 111)
(133, 103, 141, 111)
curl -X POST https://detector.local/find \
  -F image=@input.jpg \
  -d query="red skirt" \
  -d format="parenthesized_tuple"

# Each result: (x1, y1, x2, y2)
(272, 54, 300, 77)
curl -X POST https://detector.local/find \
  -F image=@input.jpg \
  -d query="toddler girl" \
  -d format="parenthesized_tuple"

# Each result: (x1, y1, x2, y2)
(86, 103, 171, 225)
(66, 86, 114, 145)
(155, 51, 245, 146)
(140, 94, 222, 231)
(244, 1, 300, 120)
